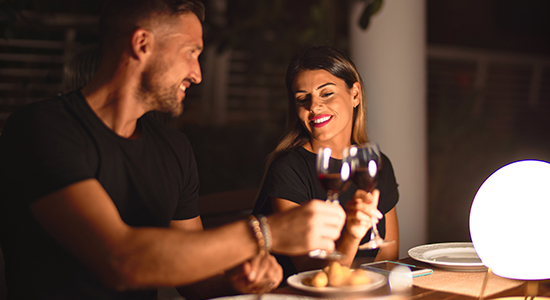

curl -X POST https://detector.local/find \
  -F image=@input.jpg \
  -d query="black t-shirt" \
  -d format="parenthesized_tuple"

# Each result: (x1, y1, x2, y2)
(253, 146, 399, 279)
(0, 90, 200, 300)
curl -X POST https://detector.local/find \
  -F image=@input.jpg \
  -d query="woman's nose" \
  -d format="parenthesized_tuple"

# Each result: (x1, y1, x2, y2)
(309, 97, 323, 112)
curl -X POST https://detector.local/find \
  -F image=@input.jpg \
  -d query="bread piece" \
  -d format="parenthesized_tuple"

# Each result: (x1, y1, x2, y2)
(303, 263, 371, 288)
(346, 269, 372, 286)
(310, 270, 328, 287)
(327, 262, 352, 287)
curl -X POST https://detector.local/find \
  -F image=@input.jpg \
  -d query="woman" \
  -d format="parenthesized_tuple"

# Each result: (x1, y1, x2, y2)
(253, 45, 399, 279)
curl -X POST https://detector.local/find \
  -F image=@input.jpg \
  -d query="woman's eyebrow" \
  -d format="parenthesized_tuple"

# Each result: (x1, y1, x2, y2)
(315, 82, 336, 90)
(295, 82, 336, 94)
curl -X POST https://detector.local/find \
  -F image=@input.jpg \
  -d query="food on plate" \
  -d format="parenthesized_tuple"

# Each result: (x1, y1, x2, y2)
(327, 261, 350, 287)
(310, 270, 328, 287)
(347, 269, 371, 286)
(301, 262, 372, 288)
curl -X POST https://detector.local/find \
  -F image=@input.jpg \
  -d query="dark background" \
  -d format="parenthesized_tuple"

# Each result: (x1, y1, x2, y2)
(1, 2, 549, 285)
(426, 0, 550, 242)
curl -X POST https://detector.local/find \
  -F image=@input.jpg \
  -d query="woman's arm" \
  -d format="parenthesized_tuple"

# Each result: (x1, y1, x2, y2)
(336, 189, 383, 267)
(373, 207, 399, 261)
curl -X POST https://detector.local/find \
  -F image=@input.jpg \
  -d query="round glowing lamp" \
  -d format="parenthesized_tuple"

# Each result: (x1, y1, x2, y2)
(470, 160, 550, 298)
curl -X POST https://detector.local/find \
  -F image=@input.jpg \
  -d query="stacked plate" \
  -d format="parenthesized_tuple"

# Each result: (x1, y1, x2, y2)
(408, 242, 486, 272)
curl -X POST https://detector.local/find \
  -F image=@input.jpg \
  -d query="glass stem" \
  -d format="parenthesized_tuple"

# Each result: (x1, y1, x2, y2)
(370, 219, 377, 241)
(326, 191, 339, 204)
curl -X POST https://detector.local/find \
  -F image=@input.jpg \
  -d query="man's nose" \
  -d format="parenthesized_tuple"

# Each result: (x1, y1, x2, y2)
(190, 61, 202, 84)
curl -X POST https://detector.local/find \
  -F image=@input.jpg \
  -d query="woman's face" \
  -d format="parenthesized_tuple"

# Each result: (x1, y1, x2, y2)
(293, 69, 360, 147)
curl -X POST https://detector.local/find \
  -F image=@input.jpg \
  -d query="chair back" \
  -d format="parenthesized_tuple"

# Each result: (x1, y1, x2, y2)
(199, 189, 258, 229)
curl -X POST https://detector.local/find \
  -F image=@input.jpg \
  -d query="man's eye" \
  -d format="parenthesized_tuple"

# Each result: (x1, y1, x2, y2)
(190, 49, 202, 58)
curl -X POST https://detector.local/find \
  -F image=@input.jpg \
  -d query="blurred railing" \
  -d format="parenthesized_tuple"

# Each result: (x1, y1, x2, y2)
(0, 10, 97, 130)
(1, 13, 549, 131)
(428, 44, 550, 114)
(0, 37, 68, 126)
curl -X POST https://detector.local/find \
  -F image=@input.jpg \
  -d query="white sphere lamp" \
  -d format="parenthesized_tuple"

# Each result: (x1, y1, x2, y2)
(470, 160, 550, 299)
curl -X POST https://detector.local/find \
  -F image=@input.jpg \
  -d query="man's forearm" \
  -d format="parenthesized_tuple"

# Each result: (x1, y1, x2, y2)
(108, 220, 259, 289)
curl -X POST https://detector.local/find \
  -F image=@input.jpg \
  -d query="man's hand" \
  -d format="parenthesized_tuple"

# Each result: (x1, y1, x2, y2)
(344, 189, 383, 240)
(268, 200, 346, 255)
(226, 254, 282, 294)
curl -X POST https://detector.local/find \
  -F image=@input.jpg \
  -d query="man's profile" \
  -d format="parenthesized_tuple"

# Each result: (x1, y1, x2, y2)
(0, 1, 346, 299)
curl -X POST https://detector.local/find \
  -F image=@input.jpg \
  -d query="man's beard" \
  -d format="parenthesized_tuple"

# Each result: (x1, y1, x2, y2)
(139, 62, 184, 117)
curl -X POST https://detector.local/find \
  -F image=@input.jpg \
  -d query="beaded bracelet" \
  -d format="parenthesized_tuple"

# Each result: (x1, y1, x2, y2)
(248, 215, 266, 256)
(258, 215, 272, 253)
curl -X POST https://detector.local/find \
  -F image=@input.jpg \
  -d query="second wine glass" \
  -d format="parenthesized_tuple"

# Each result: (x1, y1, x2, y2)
(348, 142, 394, 250)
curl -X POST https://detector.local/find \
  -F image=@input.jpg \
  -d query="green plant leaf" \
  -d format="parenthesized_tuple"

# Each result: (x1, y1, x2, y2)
(358, 0, 384, 30)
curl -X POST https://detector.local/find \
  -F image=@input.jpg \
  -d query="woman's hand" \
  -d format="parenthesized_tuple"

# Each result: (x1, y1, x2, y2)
(344, 189, 383, 240)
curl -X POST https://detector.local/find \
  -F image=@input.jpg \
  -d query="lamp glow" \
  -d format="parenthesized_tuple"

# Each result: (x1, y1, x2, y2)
(470, 160, 550, 280)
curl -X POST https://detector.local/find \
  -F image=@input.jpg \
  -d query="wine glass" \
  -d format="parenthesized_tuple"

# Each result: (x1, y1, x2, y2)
(348, 142, 394, 250)
(308, 147, 351, 260)
(316, 147, 352, 203)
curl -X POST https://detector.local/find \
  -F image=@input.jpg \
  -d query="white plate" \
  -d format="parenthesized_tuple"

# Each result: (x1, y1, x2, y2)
(408, 242, 487, 272)
(287, 269, 386, 294)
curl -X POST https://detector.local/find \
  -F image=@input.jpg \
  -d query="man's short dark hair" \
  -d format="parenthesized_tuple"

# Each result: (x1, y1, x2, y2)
(98, 0, 205, 50)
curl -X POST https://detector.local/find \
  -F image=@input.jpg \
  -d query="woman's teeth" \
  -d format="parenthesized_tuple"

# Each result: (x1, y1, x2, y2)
(313, 116, 330, 124)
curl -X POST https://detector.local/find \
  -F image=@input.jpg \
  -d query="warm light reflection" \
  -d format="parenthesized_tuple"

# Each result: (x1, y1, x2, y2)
(322, 148, 332, 171)
(469, 160, 550, 280)
(368, 160, 378, 177)
(341, 161, 350, 181)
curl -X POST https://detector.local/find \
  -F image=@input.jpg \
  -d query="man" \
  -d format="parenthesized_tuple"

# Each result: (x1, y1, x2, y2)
(0, 0, 346, 299)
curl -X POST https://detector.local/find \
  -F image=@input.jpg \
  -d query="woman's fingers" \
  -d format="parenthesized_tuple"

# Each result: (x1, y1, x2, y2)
(350, 189, 382, 219)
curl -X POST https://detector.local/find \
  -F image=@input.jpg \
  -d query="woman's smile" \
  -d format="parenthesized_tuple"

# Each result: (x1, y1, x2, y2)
(311, 114, 333, 128)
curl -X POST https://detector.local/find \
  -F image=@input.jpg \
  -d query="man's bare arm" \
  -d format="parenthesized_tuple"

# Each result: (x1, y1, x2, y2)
(30, 179, 260, 290)
(170, 217, 203, 232)
(30, 179, 346, 291)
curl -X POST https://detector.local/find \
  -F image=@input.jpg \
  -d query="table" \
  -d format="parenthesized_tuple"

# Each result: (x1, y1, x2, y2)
(272, 257, 550, 300)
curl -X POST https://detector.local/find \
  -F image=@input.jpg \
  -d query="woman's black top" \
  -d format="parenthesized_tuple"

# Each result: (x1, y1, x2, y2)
(253, 146, 399, 280)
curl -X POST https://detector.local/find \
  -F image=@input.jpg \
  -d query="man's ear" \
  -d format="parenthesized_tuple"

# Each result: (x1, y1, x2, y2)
(131, 28, 152, 60)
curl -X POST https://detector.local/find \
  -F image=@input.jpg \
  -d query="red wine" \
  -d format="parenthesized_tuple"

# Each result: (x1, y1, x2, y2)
(351, 167, 377, 192)
(318, 173, 351, 193)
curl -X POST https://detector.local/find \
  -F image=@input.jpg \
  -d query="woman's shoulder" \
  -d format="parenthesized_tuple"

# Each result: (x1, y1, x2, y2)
(378, 151, 399, 197)
(271, 147, 314, 167)
(380, 152, 397, 175)
(380, 151, 394, 168)
(267, 147, 314, 177)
